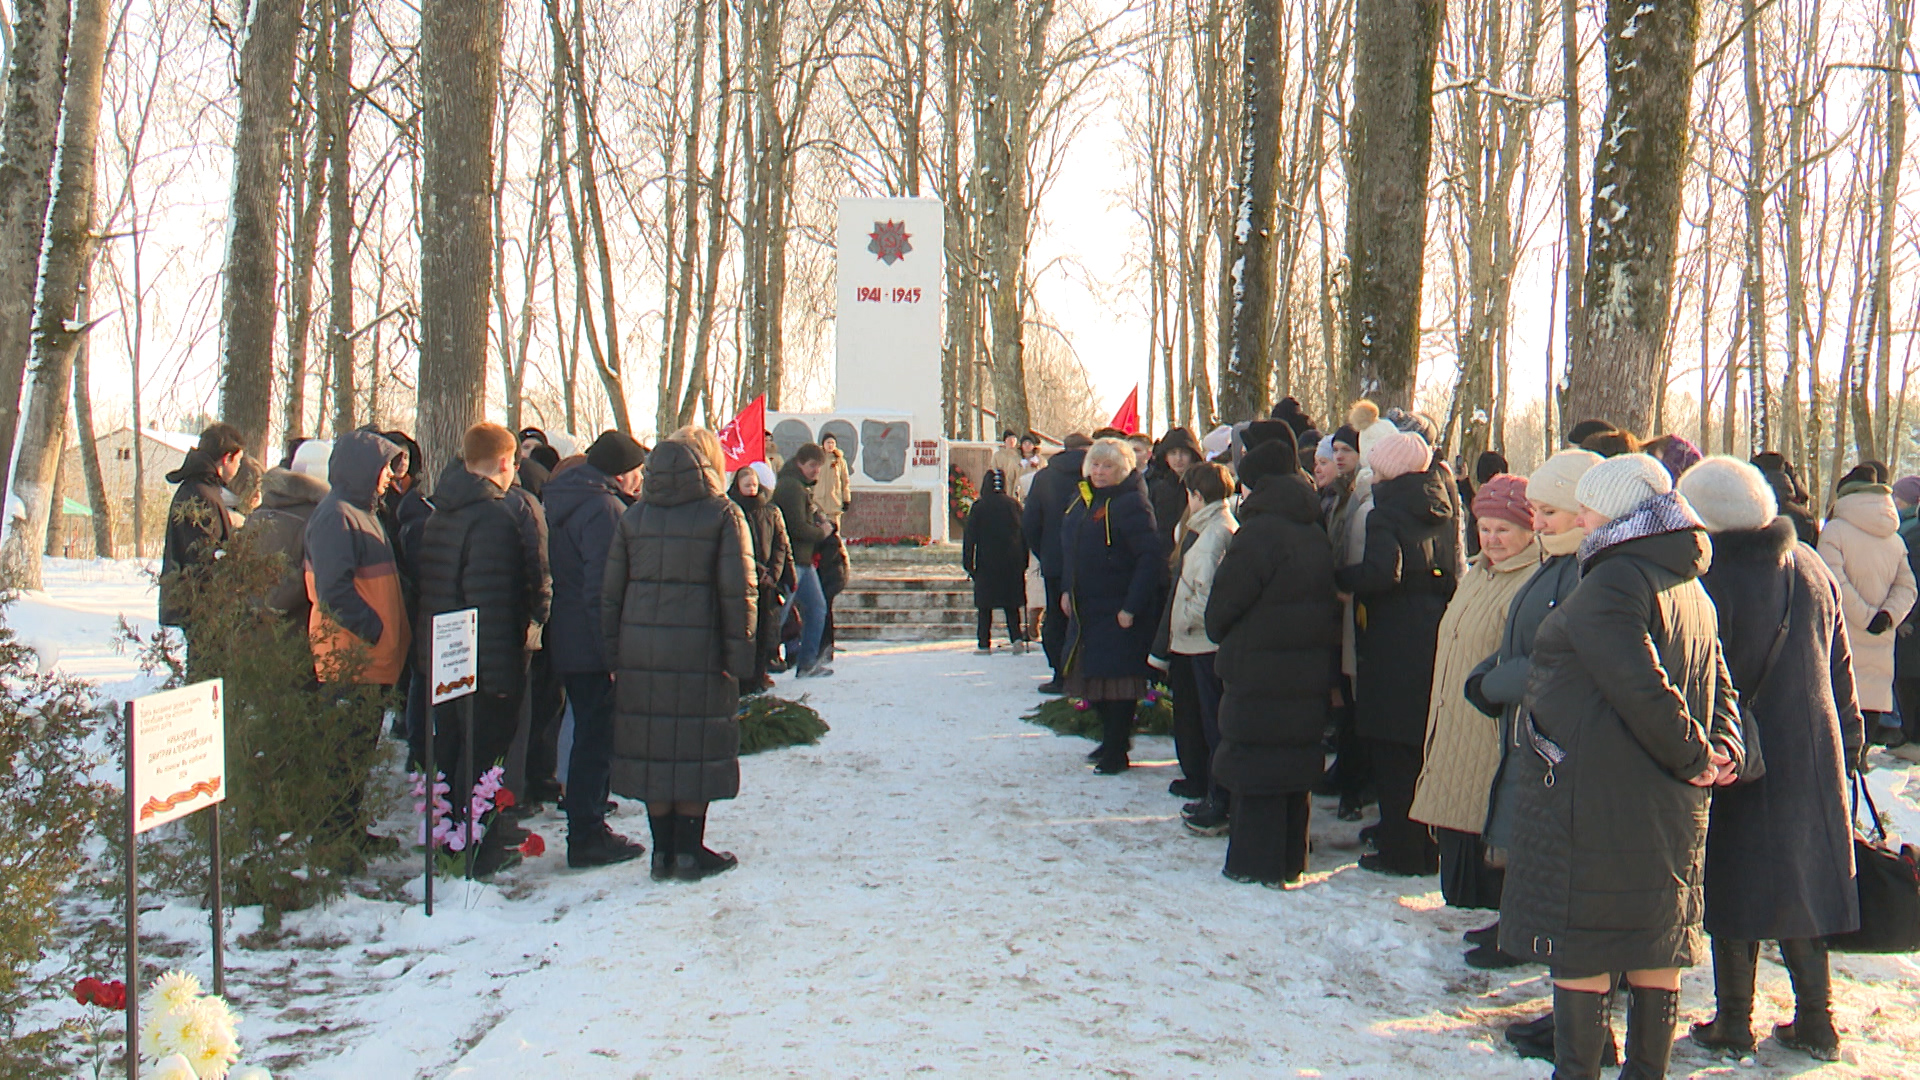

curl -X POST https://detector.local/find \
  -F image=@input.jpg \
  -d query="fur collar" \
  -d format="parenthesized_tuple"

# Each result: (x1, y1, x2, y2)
(1707, 515, 1797, 564)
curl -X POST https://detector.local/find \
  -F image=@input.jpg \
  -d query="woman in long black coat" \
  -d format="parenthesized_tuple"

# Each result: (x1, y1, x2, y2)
(1498, 453, 1742, 1080)
(1678, 458, 1864, 1062)
(1334, 430, 1460, 876)
(604, 436, 756, 881)
(1062, 438, 1167, 774)
(729, 466, 794, 693)
(1204, 439, 1340, 885)
(963, 469, 1029, 653)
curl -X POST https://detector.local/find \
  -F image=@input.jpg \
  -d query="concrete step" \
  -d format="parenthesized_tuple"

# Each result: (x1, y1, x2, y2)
(847, 575, 971, 592)
(836, 624, 973, 642)
(840, 608, 975, 626)
(840, 589, 972, 610)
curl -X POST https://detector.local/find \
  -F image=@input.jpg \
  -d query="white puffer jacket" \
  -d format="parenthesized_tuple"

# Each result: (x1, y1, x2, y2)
(1168, 498, 1239, 655)
(1818, 487, 1917, 712)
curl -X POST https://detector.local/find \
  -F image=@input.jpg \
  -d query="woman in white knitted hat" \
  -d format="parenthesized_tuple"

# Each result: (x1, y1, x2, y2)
(1680, 457, 1863, 1063)
(1497, 452, 1743, 1080)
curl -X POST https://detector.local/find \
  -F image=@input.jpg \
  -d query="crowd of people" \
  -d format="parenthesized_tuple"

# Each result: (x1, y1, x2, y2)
(961, 400, 1911, 1078)
(158, 420, 861, 883)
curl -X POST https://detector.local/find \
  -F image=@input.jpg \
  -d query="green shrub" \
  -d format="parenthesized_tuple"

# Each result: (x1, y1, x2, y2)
(738, 695, 829, 754)
(130, 526, 395, 921)
(0, 601, 121, 1075)
(1021, 687, 1174, 739)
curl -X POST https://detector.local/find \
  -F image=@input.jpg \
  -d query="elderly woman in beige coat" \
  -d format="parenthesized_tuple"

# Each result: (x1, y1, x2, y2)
(1818, 464, 1916, 738)
(1410, 474, 1541, 929)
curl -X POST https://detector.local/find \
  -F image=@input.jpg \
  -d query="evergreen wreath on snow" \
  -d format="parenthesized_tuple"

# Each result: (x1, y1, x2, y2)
(1021, 686, 1173, 739)
(738, 694, 830, 754)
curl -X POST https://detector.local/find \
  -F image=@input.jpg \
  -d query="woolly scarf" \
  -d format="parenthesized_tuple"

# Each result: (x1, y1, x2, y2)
(1578, 490, 1702, 569)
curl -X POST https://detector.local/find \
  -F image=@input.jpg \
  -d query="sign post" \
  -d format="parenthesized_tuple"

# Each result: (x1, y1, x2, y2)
(126, 679, 228, 1078)
(429, 609, 479, 908)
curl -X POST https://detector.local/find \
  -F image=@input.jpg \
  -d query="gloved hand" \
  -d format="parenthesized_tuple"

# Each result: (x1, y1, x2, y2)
(1464, 673, 1500, 719)
(1868, 610, 1894, 635)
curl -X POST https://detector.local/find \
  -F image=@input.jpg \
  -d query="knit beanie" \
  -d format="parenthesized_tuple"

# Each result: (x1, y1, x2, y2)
(587, 430, 648, 477)
(1527, 449, 1602, 514)
(1652, 434, 1703, 480)
(1473, 450, 1509, 485)
(1314, 435, 1337, 463)
(1366, 430, 1432, 482)
(1575, 452, 1673, 520)
(1331, 425, 1362, 452)
(1893, 476, 1920, 507)
(1676, 456, 1778, 533)
(291, 438, 333, 482)
(1471, 474, 1532, 530)
(1238, 438, 1300, 490)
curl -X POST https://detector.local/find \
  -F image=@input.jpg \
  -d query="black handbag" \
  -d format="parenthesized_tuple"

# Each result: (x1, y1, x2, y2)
(1827, 773, 1920, 954)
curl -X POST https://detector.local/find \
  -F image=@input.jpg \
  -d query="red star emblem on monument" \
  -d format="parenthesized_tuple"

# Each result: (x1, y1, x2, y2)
(868, 220, 912, 265)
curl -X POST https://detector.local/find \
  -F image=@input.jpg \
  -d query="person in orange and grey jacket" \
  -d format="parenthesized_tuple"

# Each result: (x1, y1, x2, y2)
(159, 423, 247, 633)
(415, 423, 553, 879)
(1499, 453, 1743, 1080)
(305, 429, 411, 687)
(1334, 429, 1458, 877)
(545, 430, 650, 869)
(1680, 457, 1865, 1064)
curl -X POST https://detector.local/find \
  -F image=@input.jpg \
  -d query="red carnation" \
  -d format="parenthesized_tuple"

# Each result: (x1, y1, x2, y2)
(494, 788, 516, 811)
(96, 981, 126, 1009)
(518, 833, 545, 857)
(73, 977, 101, 1005)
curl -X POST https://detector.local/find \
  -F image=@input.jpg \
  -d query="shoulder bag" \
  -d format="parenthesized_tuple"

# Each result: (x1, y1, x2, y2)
(1827, 773, 1920, 954)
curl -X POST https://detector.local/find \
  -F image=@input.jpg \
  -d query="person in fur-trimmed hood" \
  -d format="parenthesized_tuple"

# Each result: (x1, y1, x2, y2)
(1817, 462, 1915, 744)
(1679, 457, 1864, 1063)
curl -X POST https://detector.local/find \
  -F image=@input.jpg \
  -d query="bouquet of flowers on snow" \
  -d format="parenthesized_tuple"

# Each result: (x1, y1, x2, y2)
(412, 764, 540, 874)
(140, 969, 270, 1079)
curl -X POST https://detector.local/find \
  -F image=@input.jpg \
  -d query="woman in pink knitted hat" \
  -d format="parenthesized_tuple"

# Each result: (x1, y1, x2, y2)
(1408, 474, 1542, 964)
(1334, 429, 1461, 876)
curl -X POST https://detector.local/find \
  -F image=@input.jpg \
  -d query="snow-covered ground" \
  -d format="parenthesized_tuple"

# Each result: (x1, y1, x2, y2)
(17, 560, 1920, 1077)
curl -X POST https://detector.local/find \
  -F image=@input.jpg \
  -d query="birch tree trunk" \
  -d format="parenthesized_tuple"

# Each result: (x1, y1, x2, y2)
(326, 0, 355, 436)
(217, 0, 307, 460)
(417, 0, 505, 479)
(0, 0, 68, 510)
(0, 0, 108, 588)
(1562, 0, 1701, 434)
(1216, 0, 1280, 422)
(1343, 0, 1445, 410)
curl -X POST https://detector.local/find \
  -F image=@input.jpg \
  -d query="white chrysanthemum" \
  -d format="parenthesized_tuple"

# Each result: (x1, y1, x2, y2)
(150, 1054, 198, 1080)
(143, 1004, 196, 1060)
(178, 998, 241, 1078)
(153, 970, 203, 1012)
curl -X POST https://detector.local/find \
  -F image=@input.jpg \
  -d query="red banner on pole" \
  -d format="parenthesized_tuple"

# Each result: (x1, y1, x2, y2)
(1110, 386, 1140, 435)
(719, 395, 767, 472)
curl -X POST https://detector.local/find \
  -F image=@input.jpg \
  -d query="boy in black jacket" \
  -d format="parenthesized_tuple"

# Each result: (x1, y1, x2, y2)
(417, 423, 553, 878)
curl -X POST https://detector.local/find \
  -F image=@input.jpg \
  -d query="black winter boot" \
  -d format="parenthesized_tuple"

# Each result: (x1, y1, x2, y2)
(648, 813, 674, 882)
(670, 814, 739, 882)
(1775, 938, 1840, 1061)
(1093, 701, 1132, 774)
(567, 823, 644, 869)
(1619, 983, 1680, 1079)
(1550, 986, 1612, 1080)
(1690, 938, 1758, 1055)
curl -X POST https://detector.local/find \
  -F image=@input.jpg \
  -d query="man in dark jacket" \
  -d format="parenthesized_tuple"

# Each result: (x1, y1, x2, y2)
(159, 423, 246, 631)
(416, 423, 553, 878)
(772, 444, 835, 677)
(1753, 451, 1820, 546)
(544, 431, 648, 868)
(244, 466, 330, 630)
(1022, 433, 1092, 692)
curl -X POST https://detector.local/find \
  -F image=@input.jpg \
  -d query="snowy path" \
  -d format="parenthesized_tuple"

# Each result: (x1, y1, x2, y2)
(14, 565, 1920, 1077)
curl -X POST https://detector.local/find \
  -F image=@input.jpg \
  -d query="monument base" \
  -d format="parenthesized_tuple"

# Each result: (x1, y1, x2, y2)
(841, 490, 936, 545)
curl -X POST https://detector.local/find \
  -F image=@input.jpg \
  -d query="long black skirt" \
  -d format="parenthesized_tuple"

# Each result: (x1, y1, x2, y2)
(1437, 827, 1505, 910)
(1224, 793, 1310, 885)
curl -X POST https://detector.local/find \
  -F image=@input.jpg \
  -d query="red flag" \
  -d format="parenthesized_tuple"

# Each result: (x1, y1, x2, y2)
(719, 395, 767, 472)
(1110, 386, 1140, 435)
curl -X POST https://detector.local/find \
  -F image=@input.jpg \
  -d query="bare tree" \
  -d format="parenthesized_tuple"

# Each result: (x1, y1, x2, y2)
(1562, 0, 1701, 434)
(1, 0, 110, 586)
(1216, 0, 1280, 421)
(417, 0, 507, 476)
(217, 0, 308, 459)
(0, 0, 68, 508)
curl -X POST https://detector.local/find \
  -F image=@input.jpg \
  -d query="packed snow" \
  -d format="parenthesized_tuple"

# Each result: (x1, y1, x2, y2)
(16, 559, 1920, 1077)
